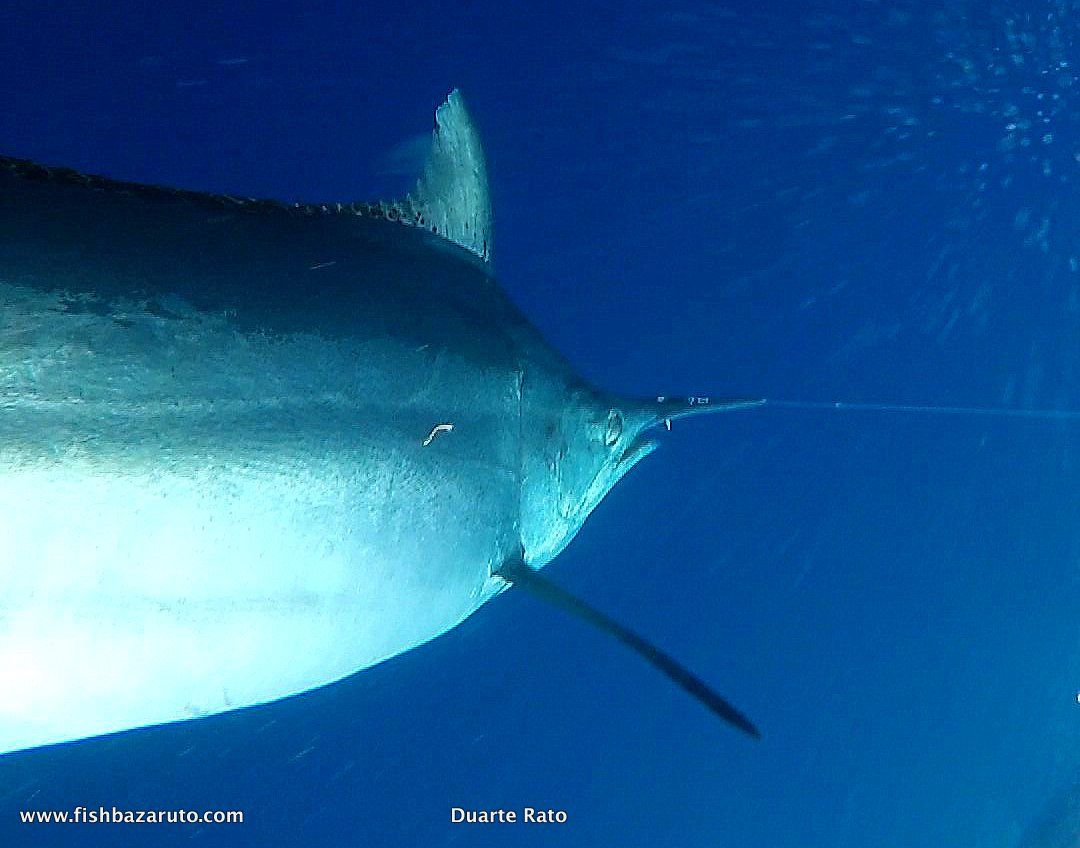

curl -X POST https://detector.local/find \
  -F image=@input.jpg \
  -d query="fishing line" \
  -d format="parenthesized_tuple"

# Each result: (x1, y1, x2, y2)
(763, 399, 1080, 421)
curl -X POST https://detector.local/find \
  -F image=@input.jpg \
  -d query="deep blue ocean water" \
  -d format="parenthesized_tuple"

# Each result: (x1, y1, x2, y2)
(2, 1, 1080, 845)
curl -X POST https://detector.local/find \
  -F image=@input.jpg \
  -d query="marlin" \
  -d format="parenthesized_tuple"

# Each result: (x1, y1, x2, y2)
(0, 91, 761, 754)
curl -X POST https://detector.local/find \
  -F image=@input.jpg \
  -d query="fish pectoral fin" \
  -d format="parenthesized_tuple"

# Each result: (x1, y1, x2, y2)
(496, 556, 761, 740)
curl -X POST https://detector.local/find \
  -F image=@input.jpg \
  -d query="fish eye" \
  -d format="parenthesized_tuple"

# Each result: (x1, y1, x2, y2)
(604, 409, 623, 447)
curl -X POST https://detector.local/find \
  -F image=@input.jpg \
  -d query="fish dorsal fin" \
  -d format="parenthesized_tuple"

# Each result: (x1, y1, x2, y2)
(369, 90, 493, 263)
(410, 90, 493, 262)
(0, 91, 494, 264)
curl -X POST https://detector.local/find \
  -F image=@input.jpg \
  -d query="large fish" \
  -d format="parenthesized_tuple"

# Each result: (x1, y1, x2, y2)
(0, 91, 759, 754)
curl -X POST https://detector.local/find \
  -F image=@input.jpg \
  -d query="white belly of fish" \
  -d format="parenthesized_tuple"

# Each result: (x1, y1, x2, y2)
(0, 456, 506, 754)
(0, 286, 519, 754)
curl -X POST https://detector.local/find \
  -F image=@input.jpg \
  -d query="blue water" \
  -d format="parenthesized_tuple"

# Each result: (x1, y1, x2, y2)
(2, 1, 1080, 845)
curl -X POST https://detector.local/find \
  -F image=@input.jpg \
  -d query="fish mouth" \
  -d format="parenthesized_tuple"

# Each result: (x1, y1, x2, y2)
(617, 433, 659, 471)
(615, 394, 766, 471)
(572, 434, 659, 526)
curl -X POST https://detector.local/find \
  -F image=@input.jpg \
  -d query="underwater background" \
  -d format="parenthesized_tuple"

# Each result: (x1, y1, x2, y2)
(2, 1, 1080, 845)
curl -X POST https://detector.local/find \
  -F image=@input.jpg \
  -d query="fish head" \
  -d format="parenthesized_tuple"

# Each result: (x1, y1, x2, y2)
(518, 384, 661, 567)
(518, 387, 763, 568)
